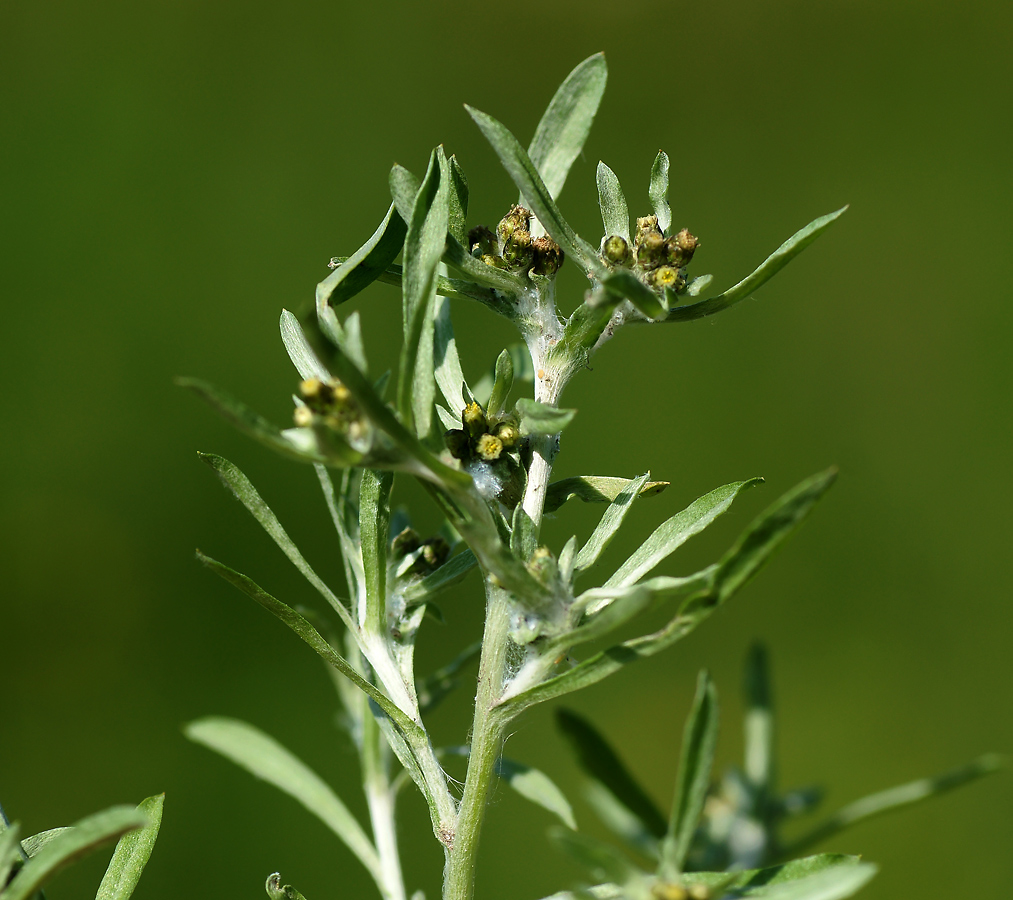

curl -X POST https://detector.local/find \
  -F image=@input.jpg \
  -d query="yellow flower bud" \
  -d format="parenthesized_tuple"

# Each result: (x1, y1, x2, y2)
(476, 433, 503, 461)
(462, 402, 488, 438)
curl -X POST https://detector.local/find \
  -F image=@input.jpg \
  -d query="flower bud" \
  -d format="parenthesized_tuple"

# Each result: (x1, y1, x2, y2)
(671, 228, 699, 266)
(420, 537, 450, 569)
(688, 886, 709, 900)
(497, 205, 532, 245)
(444, 428, 470, 460)
(462, 402, 488, 438)
(494, 421, 520, 450)
(602, 234, 633, 266)
(468, 225, 497, 258)
(531, 236, 564, 276)
(527, 546, 558, 586)
(635, 214, 660, 246)
(293, 405, 314, 427)
(647, 265, 685, 292)
(651, 885, 687, 900)
(476, 433, 503, 461)
(637, 230, 666, 268)
(299, 378, 324, 401)
(502, 228, 533, 270)
(391, 527, 421, 557)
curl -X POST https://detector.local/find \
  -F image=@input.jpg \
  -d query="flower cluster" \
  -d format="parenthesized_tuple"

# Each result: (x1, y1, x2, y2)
(602, 214, 699, 294)
(292, 377, 365, 441)
(468, 205, 564, 277)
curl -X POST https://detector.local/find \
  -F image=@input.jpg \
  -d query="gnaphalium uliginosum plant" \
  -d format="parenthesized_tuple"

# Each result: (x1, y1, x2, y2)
(181, 54, 996, 900)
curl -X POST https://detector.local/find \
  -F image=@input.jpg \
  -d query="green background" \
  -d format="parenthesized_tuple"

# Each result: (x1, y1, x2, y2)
(3, 1, 1011, 897)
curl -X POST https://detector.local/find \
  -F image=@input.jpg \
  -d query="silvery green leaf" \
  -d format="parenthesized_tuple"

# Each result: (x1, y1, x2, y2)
(0, 822, 23, 886)
(389, 163, 421, 224)
(659, 671, 719, 880)
(516, 398, 577, 435)
(359, 469, 393, 635)
(497, 758, 577, 829)
(733, 862, 876, 900)
(267, 872, 310, 900)
(198, 453, 356, 632)
(584, 782, 660, 858)
(604, 478, 764, 592)
(280, 309, 330, 381)
(193, 551, 421, 733)
(781, 753, 1002, 858)
(466, 105, 603, 277)
(528, 53, 607, 201)
(685, 855, 865, 894)
(600, 268, 666, 321)
(448, 154, 469, 245)
(403, 550, 477, 604)
(511, 505, 537, 561)
(744, 643, 775, 816)
(574, 473, 651, 575)
(436, 403, 460, 432)
(558, 535, 578, 586)
(3, 807, 148, 900)
(416, 641, 482, 714)
(399, 147, 450, 437)
(315, 465, 364, 603)
(185, 718, 382, 886)
(95, 793, 164, 900)
(21, 827, 69, 857)
(316, 203, 406, 310)
(665, 207, 847, 322)
(596, 162, 630, 244)
(545, 475, 670, 514)
(556, 709, 667, 839)
(487, 349, 514, 419)
(549, 827, 642, 890)
(434, 296, 469, 414)
(682, 274, 712, 297)
(546, 585, 655, 657)
(649, 151, 671, 234)
(473, 343, 533, 405)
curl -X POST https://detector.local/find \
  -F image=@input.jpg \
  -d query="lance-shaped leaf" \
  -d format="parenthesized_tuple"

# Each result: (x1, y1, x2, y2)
(511, 505, 538, 561)
(527, 53, 607, 201)
(497, 758, 577, 830)
(472, 343, 534, 405)
(280, 309, 330, 381)
(403, 549, 477, 604)
(448, 154, 469, 245)
(516, 398, 577, 435)
(487, 349, 514, 419)
(598, 478, 763, 607)
(549, 827, 643, 890)
(685, 855, 866, 894)
(315, 464, 364, 603)
(199, 453, 356, 632)
(359, 469, 393, 635)
(649, 151, 671, 235)
(185, 718, 383, 886)
(317, 203, 407, 310)
(496, 471, 835, 717)
(780, 753, 1002, 858)
(744, 643, 776, 818)
(600, 267, 667, 321)
(21, 827, 68, 857)
(558, 535, 578, 586)
(434, 296, 470, 415)
(416, 641, 482, 714)
(334, 259, 504, 311)
(95, 793, 164, 900)
(3, 807, 148, 900)
(466, 105, 603, 276)
(0, 822, 23, 886)
(664, 207, 847, 323)
(556, 709, 668, 839)
(724, 862, 876, 900)
(596, 162, 630, 243)
(545, 475, 670, 514)
(658, 671, 720, 880)
(574, 473, 651, 575)
(194, 550, 421, 730)
(399, 147, 450, 437)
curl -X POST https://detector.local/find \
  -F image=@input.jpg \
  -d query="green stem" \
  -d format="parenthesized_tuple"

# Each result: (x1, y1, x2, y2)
(362, 712, 407, 900)
(442, 583, 514, 900)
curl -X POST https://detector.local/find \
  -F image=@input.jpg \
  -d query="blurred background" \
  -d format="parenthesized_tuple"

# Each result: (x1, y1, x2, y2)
(3, 1, 1011, 897)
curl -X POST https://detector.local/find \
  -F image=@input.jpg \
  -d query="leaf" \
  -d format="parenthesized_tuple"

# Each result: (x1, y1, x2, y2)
(448, 154, 469, 245)
(685, 855, 865, 892)
(549, 828, 642, 890)
(497, 758, 577, 829)
(781, 753, 1003, 857)
(280, 309, 330, 381)
(21, 827, 69, 857)
(596, 162, 630, 243)
(472, 343, 534, 406)
(316, 203, 407, 310)
(603, 478, 764, 594)
(730, 862, 876, 900)
(556, 709, 668, 839)
(558, 534, 578, 586)
(516, 398, 577, 435)
(403, 549, 477, 603)
(527, 53, 607, 200)
(198, 453, 355, 631)
(3, 807, 148, 900)
(664, 207, 848, 323)
(359, 469, 393, 635)
(434, 296, 469, 415)
(649, 151, 671, 235)
(0, 822, 23, 887)
(511, 505, 537, 562)
(545, 476, 670, 514)
(416, 641, 482, 714)
(399, 147, 450, 437)
(744, 643, 776, 816)
(600, 267, 667, 321)
(186, 718, 382, 886)
(267, 872, 311, 900)
(574, 473, 651, 575)
(583, 782, 660, 858)
(194, 550, 420, 731)
(659, 671, 720, 880)
(95, 794, 164, 900)
(487, 349, 514, 419)
(466, 105, 603, 276)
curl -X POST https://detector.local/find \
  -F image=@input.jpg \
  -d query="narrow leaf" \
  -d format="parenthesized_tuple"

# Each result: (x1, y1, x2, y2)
(434, 296, 469, 415)
(596, 162, 630, 243)
(744, 643, 776, 816)
(466, 105, 603, 276)
(448, 154, 469, 245)
(403, 550, 477, 603)
(487, 349, 514, 419)
(359, 469, 393, 635)
(186, 718, 382, 884)
(317, 203, 407, 309)
(665, 207, 848, 323)
(4, 807, 148, 900)
(516, 398, 577, 435)
(473, 343, 534, 406)
(527, 53, 608, 200)
(267, 872, 311, 900)
(686, 855, 864, 892)
(497, 758, 577, 829)
(0, 822, 23, 886)
(511, 505, 538, 562)
(21, 827, 69, 858)
(545, 475, 669, 514)
(649, 151, 671, 234)
(574, 473, 650, 574)
(556, 709, 668, 839)
(280, 309, 330, 381)
(549, 827, 642, 889)
(732, 862, 876, 900)
(659, 671, 720, 879)
(95, 794, 164, 900)
(600, 268, 667, 321)
(584, 782, 660, 858)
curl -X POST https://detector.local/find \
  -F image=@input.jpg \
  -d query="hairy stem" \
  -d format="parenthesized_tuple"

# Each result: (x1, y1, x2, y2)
(362, 712, 407, 900)
(442, 583, 514, 900)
